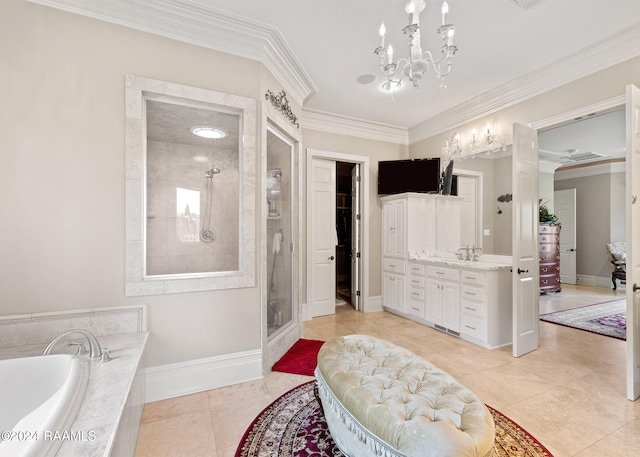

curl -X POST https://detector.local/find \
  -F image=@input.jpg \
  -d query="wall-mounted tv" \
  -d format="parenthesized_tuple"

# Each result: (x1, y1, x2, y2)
(377, 158, 441, 195)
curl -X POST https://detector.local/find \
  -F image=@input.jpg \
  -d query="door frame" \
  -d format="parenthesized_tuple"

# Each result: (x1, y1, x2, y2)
(306, 148, 370, 316)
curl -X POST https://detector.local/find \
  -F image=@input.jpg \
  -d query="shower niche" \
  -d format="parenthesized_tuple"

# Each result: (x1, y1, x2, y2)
(125, 75, 257, 296)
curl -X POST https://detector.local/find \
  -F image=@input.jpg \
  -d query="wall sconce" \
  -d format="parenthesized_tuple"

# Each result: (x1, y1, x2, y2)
(442, 132, 463, 160)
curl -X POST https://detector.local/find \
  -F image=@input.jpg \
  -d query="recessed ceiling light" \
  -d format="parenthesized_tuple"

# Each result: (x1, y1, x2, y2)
(191, 126, 227, 139)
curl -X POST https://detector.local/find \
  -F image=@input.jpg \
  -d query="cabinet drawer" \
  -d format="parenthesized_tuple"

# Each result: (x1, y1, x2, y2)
(461, 314, 487, 340)
(461, 298, 485, 317)
(461, 285, 486, 303)
(407, 299, 425, 319)
(408, 287, 425, 301)
(408, 262, 426, 276)
(408, 276, 425, 289)
(383, 258, 406, 274)
(460, 270, 485, 286)
(426, 265, 459, 282)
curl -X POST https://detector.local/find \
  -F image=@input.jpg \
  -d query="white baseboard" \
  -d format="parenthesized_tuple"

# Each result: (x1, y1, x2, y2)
(576, 274, 614, 289)
(365, 295, 383, 313)
(145, 349, 263, 403)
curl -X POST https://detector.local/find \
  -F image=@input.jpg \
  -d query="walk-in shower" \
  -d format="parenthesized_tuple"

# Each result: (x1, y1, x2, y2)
(200, 167, 220, 243)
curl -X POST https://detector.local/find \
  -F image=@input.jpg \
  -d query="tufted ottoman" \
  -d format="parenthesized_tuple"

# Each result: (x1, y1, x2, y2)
(315, 335, 495, 457)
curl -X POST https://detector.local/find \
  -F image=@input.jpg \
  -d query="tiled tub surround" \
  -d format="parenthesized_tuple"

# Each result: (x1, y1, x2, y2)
(0, 306, 148, 457)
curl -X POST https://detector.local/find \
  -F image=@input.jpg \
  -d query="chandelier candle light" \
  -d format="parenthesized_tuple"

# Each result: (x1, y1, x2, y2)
(375, 0, 457, 93)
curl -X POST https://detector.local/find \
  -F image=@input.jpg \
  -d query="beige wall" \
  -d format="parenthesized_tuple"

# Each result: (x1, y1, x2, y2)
(1, 0, 267, 368)
(554, 172, 626, 278)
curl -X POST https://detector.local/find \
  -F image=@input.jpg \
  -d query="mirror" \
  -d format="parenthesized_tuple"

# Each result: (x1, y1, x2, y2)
(125, 75, 257, 296)
(453, 146, 513, 255)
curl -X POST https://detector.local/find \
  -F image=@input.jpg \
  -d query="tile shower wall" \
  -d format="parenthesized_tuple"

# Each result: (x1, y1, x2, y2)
(146, 140, 239, 275)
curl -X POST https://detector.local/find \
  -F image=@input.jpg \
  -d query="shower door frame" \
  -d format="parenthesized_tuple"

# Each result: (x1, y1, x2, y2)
(261, 104, 303, 373)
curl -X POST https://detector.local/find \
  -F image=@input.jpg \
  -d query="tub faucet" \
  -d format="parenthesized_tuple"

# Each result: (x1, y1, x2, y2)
(43, 329, 102, 359)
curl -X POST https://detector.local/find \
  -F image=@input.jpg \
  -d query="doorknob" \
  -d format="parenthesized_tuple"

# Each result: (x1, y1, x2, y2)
(567, 248, 576, 252)
(517, 268, 529, 274)
(634, 283, 640, 292)
(328, 256, 335, 261)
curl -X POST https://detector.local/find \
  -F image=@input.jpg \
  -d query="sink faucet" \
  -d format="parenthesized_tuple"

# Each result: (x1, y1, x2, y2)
(43, 329, 102, 359)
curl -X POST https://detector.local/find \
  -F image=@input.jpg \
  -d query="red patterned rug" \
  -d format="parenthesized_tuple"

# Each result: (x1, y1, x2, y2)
(271, 339, 325, 376)
(235, 381, 553, 457)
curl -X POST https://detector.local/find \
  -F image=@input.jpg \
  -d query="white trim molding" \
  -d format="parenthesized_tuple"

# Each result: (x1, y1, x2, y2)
(302, 109, 409, 145)
(409, 25, 640, 143)
(26, 0, 318, 107)
(145, 349, 263, 402)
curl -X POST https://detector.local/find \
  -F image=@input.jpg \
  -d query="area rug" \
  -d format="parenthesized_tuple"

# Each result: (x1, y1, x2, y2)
(235, 381, 553, 457)
(271, 339, 325, 376)
(540, 299, 626, 340)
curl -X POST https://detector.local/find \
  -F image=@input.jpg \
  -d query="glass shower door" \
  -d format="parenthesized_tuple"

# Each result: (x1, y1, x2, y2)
(266, 129, 293, 338)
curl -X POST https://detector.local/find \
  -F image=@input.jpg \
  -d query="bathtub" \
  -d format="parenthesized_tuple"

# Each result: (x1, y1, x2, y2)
(0, 354, 90, 457)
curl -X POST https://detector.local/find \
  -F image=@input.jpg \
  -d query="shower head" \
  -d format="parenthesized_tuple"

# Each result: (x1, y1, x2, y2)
(205, 167, 221, 178)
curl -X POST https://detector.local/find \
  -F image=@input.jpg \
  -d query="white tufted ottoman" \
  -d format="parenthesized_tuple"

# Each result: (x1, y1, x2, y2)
(315, 335, 495, 457)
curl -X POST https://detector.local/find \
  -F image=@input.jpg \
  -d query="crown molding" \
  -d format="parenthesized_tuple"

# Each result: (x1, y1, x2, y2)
(26, 0, 318, 107)
(554, 160, 625, 180)
(301, 108, 409, 145)
(409, 23, 640, 143)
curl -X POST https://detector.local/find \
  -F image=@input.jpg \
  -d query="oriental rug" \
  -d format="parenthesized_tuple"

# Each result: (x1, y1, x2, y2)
(235, 381, 553, 457)
(271, 339, 325, 377)
(540, 299, 626, 340)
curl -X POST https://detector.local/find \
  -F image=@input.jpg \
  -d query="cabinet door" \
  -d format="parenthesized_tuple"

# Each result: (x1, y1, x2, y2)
(392, 199, 407, 258)
(382, 202, 395, 257)
(383, 272, 405, 312)
(382, 272, 394, 308)
(441, 280, 460, 332)
(393, 274, 405, 312)
(425, 278, 442, 324)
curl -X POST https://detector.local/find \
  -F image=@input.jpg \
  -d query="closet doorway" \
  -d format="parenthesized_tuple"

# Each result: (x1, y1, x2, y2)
(336, 162, 358, 309)
(307, 149, 370, 319)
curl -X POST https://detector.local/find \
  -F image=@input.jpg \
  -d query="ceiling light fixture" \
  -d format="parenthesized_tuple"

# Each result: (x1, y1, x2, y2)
(375, 0, 458, 93)
(190, 126, 226, 139)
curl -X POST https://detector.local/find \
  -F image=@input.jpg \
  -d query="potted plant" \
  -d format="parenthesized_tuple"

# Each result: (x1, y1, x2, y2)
(539, 199, 559, 225)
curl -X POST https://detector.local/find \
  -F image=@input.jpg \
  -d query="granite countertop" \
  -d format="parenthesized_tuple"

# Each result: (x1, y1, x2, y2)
(0, 331, 148, 457)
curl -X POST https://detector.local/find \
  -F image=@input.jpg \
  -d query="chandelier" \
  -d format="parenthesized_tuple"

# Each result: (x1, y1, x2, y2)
(375, 0, 457, 93)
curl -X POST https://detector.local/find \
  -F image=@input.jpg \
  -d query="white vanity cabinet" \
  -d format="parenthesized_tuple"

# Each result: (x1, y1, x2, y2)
(381, 192, 462, 313)
(382, 258, 406, 312)
(382, 258, 512, 349)
(459, 268, 512, 348)
(425, 265, 460, 333)
(382, 198, 407, 258)
(407, 262, 426, 319)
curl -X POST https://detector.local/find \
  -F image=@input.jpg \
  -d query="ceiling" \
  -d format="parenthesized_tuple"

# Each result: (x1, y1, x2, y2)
(185, 0, 640, 130)
(33, 0, 639, 157)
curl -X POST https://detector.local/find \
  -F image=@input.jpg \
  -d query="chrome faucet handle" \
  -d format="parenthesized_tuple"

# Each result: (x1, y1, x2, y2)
(100, 348, 112, 363)
(67, 341, 88, 356)
(472, 247, 483, 261)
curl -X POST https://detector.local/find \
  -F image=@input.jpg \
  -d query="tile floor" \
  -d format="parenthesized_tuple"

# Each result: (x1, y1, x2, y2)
(134, 284, 640, 457)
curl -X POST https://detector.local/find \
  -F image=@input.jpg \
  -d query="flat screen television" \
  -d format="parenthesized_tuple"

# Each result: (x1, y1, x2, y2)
(377, 158, 441, 195)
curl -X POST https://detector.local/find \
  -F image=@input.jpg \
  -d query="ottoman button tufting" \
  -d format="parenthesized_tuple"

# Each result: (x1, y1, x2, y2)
(315, 334, 495, 457)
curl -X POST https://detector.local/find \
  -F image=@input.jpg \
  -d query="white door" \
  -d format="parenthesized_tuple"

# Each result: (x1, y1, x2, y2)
(309, 157, 336, 317)
(351, 164, 361, 310)
(512, 123, 540, 358)
(626, 84, 640, 400)
(555, 188, 577, 285)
